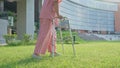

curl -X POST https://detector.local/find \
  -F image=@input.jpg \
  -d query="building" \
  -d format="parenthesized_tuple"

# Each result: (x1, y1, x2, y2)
(1, 0, 120, 42)
(60, 0, 120, 34)
(0, 0, 43, 40)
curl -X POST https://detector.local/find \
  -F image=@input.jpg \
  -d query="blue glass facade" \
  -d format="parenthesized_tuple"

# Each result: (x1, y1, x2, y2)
(60, 0, 118, 32)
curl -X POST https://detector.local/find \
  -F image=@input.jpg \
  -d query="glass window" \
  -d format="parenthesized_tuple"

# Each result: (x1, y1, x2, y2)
(60, 0, 115, 31)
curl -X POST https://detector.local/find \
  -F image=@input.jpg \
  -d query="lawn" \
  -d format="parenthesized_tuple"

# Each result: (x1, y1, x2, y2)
(0, 41, 120, 68)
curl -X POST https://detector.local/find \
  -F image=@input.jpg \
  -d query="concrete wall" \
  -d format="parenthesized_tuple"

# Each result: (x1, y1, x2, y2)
(0, 19, 8, 44)
(17, 0, 35, 39)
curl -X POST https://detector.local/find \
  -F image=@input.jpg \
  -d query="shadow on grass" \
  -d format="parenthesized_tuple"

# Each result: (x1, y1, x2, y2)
(0, 55, 57, 68)
(0, 40, 36, 47)
(0, 44, 34, 48)
(0, 57, 41, 68)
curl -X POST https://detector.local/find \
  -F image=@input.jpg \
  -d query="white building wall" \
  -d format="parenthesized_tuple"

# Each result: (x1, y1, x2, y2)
(102, 0, 120, 3)
(60, 0, 116, 32)
(26, 0, 35, 38)
(0, 19, 8, 44)
(69, 0, 118, 11)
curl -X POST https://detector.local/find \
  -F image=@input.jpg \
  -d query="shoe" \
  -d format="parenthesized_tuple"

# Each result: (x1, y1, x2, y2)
(54, 52, 61, 56)
(32, 54, 41, 59)
(50, 52, 61, 57)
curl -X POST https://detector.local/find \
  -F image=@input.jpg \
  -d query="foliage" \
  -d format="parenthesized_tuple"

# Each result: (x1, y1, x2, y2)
(3, 34, 17, 44)
(3, 34, 22, 46)
(22, 34, 32, 44)
(7, 11, 15, 16)
(7, 40, 22, 46)
(0, 11, 17, 22)
(63, 36, 72, 43)
(34, 22, 39, 34)
(34, 33, 38, 40)
(7, 11, 17, 23)
(0, 12, 2, 17)
(3, 34, 34, 46)
(57, 30, 85, 44)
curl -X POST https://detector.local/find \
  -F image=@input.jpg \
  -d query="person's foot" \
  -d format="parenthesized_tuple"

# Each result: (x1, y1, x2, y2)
(32, 54, 41, 59)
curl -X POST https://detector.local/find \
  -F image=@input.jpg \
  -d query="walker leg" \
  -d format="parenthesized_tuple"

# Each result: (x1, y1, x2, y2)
(69, 25, 76, 56)
(59, 27, 64, 54)
(52, 19, 55, 57)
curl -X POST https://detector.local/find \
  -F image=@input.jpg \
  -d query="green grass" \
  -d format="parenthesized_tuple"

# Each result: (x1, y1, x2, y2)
(0, 41, 120, 68)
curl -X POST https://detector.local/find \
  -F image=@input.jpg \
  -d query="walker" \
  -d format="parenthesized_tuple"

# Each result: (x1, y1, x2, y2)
(51, 17, 76, 57)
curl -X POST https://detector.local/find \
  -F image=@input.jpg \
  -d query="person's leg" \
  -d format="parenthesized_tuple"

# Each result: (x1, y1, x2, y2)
(33, 19, 52, 56)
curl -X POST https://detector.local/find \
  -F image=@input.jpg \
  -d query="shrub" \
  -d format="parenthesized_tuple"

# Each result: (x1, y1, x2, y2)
(22, 34, 31, 44)
(63, 36, 72, 44)
(34, 33, 38, 40)
(57, 30, 84, 44)
(7, 40, 22, 46)
(3, 34, 22, 46)
(3, 34, 17, 44)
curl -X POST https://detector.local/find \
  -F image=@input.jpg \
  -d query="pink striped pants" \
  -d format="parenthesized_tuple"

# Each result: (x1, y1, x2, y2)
(34, 18, 57, 55)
